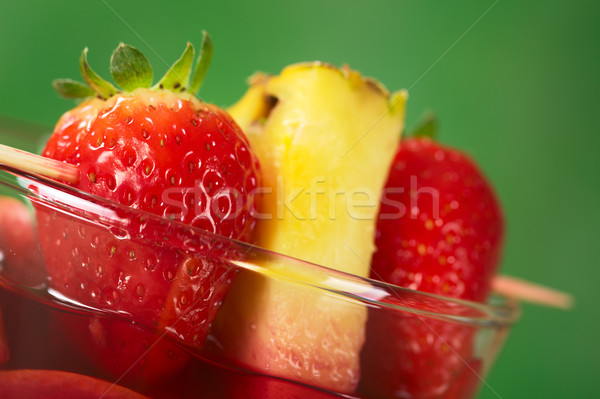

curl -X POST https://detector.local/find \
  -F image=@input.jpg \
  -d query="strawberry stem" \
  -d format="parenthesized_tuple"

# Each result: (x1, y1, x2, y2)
(52, 79, 95, 99)
(155, 42, 195, 93)
(410, 111, 438, 140)
(189, 31, 213, 96)
(110, 43, 153, 91)
(80, 48, 118, 100)
(55, 34, 214, 101)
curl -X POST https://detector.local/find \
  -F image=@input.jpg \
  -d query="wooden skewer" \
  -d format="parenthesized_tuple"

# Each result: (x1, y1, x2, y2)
(492, 275, 574, 309)
(0, 144, 79, 184)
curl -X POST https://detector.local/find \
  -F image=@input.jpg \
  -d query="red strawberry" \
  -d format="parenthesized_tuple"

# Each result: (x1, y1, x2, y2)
(0, 196, 45, 287)
(0, 369, 148, 399)
(372, 136, 503, 301)
(35, 35, 261, 384)
(359, 133, 504, 399)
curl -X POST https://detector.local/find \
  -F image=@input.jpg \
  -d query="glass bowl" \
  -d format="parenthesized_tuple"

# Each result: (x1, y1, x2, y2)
(0, 165, 519, 399)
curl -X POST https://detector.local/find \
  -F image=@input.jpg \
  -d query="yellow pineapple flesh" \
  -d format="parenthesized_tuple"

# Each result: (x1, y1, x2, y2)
(212, 63, 407, 392)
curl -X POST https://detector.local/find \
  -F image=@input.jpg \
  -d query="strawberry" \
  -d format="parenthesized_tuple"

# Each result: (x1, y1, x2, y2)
(0, 196, 45, 287)
(35, 34, 261, 384)
(359, 129, 504, 398)
(0, 369, 149, 399)
(372, 135, 503, 302)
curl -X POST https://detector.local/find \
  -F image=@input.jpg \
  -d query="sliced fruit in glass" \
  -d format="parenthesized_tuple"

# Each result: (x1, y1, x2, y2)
(0, 161, 519, 398)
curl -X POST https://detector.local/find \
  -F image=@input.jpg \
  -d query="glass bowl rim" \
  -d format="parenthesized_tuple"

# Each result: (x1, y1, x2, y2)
(0, 167, 521, 328)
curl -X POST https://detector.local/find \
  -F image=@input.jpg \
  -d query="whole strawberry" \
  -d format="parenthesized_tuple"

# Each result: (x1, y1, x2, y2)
(0, 196, 45, 287)
(44, 36, 259, 242)
(35, 34, 261, 384)
(372, 135, 503, 302)
(359, 131, 504, 398)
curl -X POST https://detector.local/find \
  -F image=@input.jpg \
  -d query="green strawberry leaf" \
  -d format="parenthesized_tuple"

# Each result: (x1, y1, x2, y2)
(410, 111, 438, 139)
(110, 43, 153, 91)
(80, 48, 118, 100)
(189, 31, 213, 96)
(64, 35, 214, 101)
(52, 79, 95, 99)
(155, 42, 195, 92)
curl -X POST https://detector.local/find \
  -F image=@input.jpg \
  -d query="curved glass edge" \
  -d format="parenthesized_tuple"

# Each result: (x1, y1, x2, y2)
(0, 167, 520, 328)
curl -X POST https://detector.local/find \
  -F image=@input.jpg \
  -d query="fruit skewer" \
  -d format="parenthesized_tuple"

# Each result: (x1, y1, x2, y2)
(0, 142, 573, 311)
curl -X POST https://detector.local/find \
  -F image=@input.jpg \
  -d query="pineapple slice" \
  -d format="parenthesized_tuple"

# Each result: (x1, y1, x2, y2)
(213, 63, 407, 392)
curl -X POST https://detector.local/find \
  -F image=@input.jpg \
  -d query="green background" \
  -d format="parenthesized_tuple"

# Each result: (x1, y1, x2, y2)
(0, 0, 597, 397)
